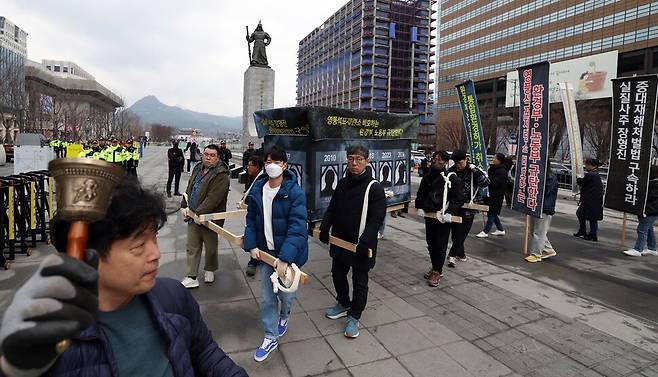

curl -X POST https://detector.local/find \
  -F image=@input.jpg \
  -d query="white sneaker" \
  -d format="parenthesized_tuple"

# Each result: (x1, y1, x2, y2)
(641, 249, 658, 256)
(181, 277, 200, 288)
(476, 231, 488, 238)
(204, 271, 215, 283)
(491, 230, 506, 236)
(623, 249, 642, 257)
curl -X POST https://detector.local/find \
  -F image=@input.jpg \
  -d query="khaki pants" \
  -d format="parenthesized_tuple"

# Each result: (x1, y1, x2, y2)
(186, 222, 219, 277)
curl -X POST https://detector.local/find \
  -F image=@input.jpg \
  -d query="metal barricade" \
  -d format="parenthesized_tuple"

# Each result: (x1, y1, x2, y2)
(0, 170, 54, 269)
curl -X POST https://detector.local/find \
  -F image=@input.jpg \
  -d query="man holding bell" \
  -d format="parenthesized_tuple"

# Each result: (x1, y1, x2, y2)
(243, 146, 308, 362)
(0, 180, 247, 376)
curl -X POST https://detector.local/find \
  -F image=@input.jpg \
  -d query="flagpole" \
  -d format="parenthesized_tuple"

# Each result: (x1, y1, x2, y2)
(621, 212, 627, 247)
(523, 215, 529, 255)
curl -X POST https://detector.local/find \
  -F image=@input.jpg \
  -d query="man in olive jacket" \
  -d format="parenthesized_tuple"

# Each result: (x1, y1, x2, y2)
(180, 144, 230, 288)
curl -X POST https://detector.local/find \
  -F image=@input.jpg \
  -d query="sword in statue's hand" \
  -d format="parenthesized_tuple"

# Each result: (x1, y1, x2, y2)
(245, 25, 252, 63)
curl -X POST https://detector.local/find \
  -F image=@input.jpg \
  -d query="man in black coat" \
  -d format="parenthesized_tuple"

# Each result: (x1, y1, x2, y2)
(447, 150, 490, 267)
(476, 153, 509, 238)
(574, 158, 604, 241)
(415, 151, 465, 287)
(166, 140, 185, 198)
(219, 140, 233, 167)
(242, 141, 256, 169)
(319, 145, 386, 339)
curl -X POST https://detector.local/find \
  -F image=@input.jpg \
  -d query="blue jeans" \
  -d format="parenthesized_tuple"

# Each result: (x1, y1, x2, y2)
(259, 263, 296, 340)
(633, 215, 658, 251)
(483, 212, 504, 233)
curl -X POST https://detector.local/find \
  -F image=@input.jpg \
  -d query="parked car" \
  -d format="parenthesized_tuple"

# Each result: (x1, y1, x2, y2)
(3, 144, 13, 162)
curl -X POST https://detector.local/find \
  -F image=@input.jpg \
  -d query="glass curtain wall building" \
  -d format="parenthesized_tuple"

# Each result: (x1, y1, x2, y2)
(0, 16, 28, 114)
(436, 0, 658, 151)
(297, 0, 437, 146)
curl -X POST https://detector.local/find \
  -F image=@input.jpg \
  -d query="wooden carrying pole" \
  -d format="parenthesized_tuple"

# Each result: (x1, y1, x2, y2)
(621, 212, 628, 247)
(311, 228, 373, 257)
(523, 215, 529, 255)
(406, 207, 463, 223)
(185, 209, 315, 283)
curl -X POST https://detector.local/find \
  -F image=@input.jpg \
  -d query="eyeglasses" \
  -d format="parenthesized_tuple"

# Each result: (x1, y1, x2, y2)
(347, 156, 366, 163)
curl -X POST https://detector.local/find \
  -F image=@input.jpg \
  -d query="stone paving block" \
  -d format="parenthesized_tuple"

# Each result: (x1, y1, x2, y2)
(279, 312, 322, 344)
(442, 340, 512, 377)
(307, 309, 346, 336)
(202, 299, 263, 354)
(591, 363, 625, 377)
(370, 319, 434, 356)
(487, 348, 539, 375)
(315, 370, 351, 377)
(296, 286, 338, 312)
(359, 300, 403, 327)
(482, 329, 527, 349)
(315, 369, 351, 377)
(406, 316, 462, 346)
(228, 349, 290, 377)
(380, 296, 425, 319)
(348, 358, 413, 377)
(325, 329, 391, 367)
(525, 356, 589, 377)
(398, 347, 475, 377)
(474, 339, 496, 352)
(279, 337, 344, 377)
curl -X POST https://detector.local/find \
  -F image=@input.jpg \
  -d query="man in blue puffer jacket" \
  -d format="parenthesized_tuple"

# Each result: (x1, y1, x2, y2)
(243, 146, 308, 362)
(0, 180, 247, 377)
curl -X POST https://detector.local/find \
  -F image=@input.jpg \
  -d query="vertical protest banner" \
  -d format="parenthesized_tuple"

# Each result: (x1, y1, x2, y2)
(456, 80, 488, 202)
(604, 74, 658, 216)
(512, 61, 550, 219)
(456, 80, 487, 171)
(559, 82, 584, 193)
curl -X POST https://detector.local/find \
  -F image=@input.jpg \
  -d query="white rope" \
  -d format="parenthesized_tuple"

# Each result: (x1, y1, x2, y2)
(270, 258, 302, 294)
(359, 180, 377, 238)
(440, 172, 457, 217)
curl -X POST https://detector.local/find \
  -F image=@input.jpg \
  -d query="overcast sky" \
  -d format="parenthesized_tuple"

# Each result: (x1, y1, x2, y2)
(4, 0, 352, 116)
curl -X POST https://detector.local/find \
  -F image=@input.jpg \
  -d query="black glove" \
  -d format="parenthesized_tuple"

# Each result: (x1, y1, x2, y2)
(319, 230, 330, 245)
(355, 243, 370, 258)
(0, 250, 99, 376)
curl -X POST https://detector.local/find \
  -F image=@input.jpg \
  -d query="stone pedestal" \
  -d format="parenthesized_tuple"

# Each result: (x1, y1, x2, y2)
(241, 66, 274, 147)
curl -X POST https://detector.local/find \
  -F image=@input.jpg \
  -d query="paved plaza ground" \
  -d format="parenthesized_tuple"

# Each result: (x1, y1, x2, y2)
(1, 145, 657, 376)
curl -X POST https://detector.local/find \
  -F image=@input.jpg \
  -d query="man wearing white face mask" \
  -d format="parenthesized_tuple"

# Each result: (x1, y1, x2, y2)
(243, 146, 308, 362)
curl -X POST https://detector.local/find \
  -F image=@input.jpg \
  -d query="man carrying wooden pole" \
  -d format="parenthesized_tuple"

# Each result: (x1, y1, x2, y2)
(242, 146, 308, 362)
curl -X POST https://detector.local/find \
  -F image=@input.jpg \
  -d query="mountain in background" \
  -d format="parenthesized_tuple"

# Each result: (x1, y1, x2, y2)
(128, 95, 241, 133)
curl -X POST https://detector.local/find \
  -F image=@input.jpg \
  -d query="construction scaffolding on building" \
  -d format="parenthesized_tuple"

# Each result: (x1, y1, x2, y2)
(296, 0, 436, 147)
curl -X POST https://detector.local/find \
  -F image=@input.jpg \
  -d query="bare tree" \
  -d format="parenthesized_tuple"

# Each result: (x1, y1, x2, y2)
(149, 123, 174, 142)
(113, 108, 142, 139)
(436, 120, 467, 151)
(579, 98, 611, 162)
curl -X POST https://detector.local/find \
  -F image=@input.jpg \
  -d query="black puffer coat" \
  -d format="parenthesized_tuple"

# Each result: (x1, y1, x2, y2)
(577, 169, 604, 221)
(320, 166, 386, 270)
(485, 164, 508, 215)
(415, 167, 465, 214)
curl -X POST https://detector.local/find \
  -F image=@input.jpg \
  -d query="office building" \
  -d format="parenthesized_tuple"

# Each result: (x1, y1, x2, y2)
(42, 59, 95, 80)
(437, 0, 658, 154)
(297, 0, 437, 146)
(0, 16, 28, 143)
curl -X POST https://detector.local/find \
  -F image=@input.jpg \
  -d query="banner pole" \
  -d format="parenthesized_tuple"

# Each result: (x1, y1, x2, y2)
(621, 212, 627, 247)
(523, 215, 529, 255)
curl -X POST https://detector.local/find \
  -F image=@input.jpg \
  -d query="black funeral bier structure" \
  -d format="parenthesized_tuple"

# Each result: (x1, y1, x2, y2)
(254, 106, 419, 222)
